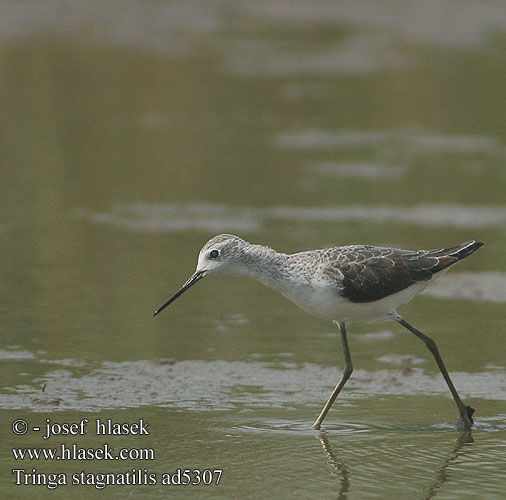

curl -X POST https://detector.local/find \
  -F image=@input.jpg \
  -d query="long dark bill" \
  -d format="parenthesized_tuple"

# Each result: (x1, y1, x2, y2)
(153, 270, 205, 317)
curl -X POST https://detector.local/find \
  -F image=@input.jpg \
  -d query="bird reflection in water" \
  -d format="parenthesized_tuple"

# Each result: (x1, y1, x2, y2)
(315, 428, 474, 499)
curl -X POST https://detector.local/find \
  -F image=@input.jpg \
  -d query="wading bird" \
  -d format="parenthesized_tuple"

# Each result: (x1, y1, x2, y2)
(154, 234, 482, 430)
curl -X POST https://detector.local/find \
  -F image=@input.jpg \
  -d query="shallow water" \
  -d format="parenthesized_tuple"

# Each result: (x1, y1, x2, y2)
(1, 1, 506, 498)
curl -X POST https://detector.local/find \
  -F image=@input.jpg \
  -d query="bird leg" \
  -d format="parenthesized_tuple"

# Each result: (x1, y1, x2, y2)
(395, 315, 474, 428)
(313, 321, 353, 430)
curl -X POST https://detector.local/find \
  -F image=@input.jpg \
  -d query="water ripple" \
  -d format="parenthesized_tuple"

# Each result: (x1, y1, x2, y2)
(275, 127, 504, 155)
(422, 272, 506, 303)
(76, 202, 506, 232)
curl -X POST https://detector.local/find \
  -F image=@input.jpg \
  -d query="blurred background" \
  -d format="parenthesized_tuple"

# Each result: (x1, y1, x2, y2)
(1, 1, 505, 499)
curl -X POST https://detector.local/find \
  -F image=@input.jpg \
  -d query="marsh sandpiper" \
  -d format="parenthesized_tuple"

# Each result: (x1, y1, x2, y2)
(154, 234, 483, 430)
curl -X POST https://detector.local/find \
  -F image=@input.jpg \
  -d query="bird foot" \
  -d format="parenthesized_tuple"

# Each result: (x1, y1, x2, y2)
(457, 405, 475, 429)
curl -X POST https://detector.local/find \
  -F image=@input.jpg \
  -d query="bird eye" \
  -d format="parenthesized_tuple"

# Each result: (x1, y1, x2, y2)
(209, 249, 219, 259)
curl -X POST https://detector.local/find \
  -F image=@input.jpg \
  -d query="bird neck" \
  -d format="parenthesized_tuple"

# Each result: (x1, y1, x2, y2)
(232, 244, 289, 290)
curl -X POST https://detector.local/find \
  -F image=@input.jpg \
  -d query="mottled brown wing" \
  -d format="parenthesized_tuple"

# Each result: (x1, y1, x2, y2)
(325, 245, 463, 303)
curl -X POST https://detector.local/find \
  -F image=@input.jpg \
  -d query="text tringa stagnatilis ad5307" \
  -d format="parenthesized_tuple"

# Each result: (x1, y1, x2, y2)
(154, 234, 483, 430)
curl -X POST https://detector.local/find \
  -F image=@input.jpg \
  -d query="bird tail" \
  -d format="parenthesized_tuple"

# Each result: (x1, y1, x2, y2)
(427, 240, 483, 275)
(446, 240, 484, 261)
